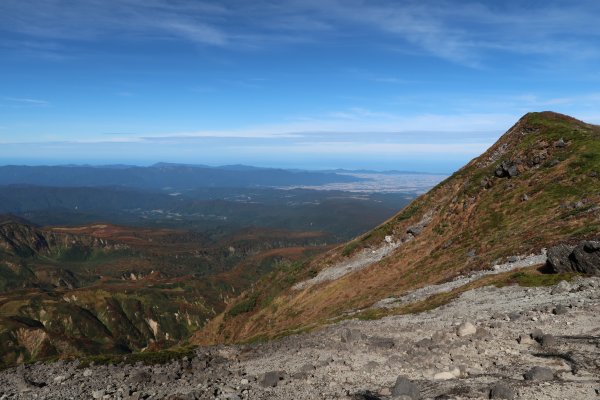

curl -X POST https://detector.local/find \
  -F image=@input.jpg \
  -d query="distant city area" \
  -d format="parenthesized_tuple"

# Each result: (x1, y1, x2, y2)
(284, 172, 448, 194)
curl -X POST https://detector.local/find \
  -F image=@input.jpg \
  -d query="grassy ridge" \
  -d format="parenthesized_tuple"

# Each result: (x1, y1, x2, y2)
(196, 112, 600, 345)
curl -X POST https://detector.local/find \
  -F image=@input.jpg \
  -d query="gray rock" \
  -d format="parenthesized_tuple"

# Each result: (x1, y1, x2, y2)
(554, 138, 566, 148)
(341, 328, 364, 343)
(369, 337, 395, 349)
(547, 245, 576, 274)
(523, 366, 554, 381)
(517, 334, 535, 345)
(92, 389, 105, 399)
(365, 361, 380, 370)
(165, 394, 195, 400)
(508, 312, 521, 321)
(15, 375, 42, 393)
(539, 334, 557, 347)
(553, 305, 568, 315)
(531, 328, 544, 342)
(317, 354, 334, 366)
(433, 371, 457, 380)
(261, 371, 284, 388)
(551, 280, 572, 295)
(407, 225, 423, 236)
(489, 382, 515, 399)
(474, 327, 492, 339)
(353, 392, 382, 400)
(570, 241, 600, 275)
(415, 338, 434, 349)
(299, 363, 315, 373)
(391, 375, 420, 399)
(457, 322, 477, 337)
(495, 161, 519, 178)
(125, 391, 142, 400)
(128, 370, 151, 385)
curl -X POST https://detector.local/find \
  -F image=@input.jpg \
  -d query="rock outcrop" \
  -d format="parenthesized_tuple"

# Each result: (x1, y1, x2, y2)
(547, 241, 600, 275)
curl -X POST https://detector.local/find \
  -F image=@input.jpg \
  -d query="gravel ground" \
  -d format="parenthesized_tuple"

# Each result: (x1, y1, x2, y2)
(373, 251, 548, 309)
(1, 276, 599, 400)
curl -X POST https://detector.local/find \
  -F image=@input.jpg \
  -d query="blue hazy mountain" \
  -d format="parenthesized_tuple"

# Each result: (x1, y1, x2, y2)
(0, 164, 364, 191)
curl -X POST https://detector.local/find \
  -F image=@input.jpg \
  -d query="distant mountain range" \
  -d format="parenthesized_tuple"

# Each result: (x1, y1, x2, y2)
(0, 164, 365, 190)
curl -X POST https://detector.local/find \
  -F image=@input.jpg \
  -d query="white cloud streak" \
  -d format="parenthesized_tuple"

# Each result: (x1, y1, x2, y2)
(2, 97, 49, 106)
(0, 110, 509, 146)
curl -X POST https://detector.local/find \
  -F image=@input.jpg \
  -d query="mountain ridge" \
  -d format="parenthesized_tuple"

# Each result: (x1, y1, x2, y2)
(194, 111, 600, 345)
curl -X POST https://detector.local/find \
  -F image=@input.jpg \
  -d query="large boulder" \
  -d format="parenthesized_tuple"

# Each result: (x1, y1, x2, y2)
(546, 244, 575, 273)
(571, 241, 600, 274)
(546, 241, 600, 275)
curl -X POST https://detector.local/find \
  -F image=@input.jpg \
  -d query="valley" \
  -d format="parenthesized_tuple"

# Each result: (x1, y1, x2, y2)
(0, 171, 424, 367)
(0, 216, 335, 366)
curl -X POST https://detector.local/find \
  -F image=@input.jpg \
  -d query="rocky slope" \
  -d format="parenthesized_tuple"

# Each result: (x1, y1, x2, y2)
(0, 274, 598, 399)
(197, 112, 600, 345)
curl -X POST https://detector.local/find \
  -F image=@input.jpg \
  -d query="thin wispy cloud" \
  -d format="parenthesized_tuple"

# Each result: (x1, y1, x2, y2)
(2, 97, 49, 106)
(2, 0, 599, 65)
(0, 0, 230, 48)
(158, 21, 228, 46)
(370, 77, 414, 85)
(0, 109, 510, 145)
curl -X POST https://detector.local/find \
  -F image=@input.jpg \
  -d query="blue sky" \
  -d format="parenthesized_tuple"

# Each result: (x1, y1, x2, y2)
(1, 0, 600, 172)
